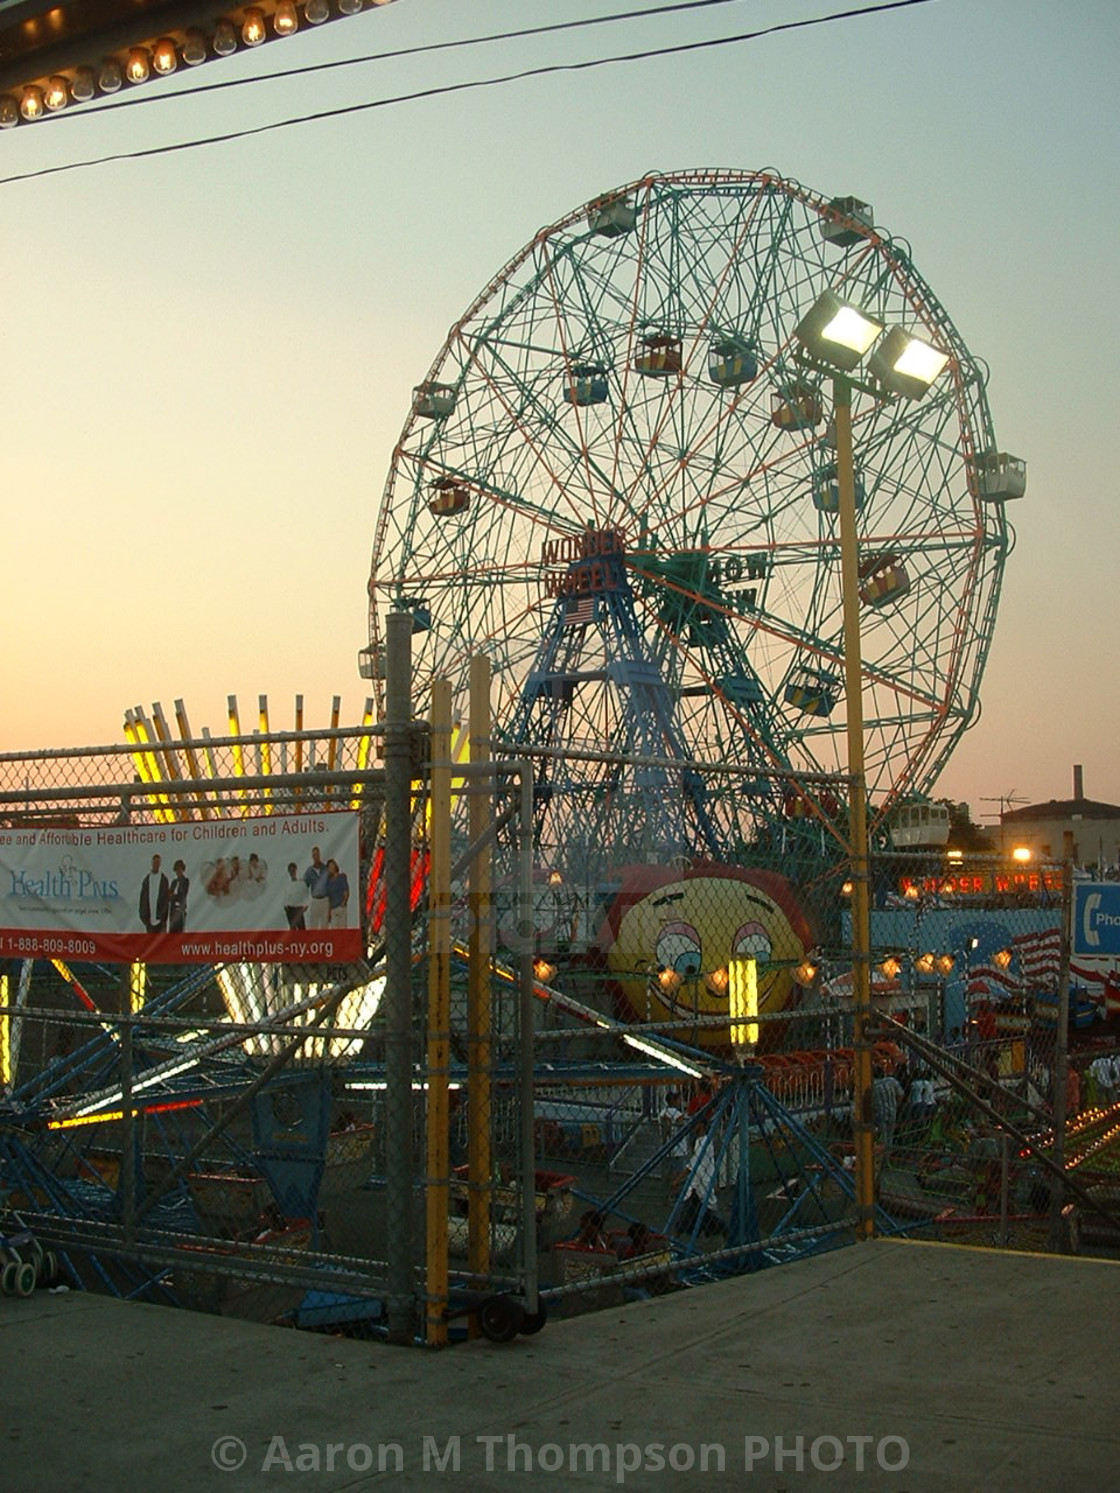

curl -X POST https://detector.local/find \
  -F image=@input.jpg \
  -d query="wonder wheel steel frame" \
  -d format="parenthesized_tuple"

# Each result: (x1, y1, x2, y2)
(368, 169, 1012, 868)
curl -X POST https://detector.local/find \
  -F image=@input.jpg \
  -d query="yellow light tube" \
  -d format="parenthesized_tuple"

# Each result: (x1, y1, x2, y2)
(351, 697, 376, 808)
(1, 973, 10, 1089)
(258, 694, 273, 813)
(728, 957, 759, 1049)
(124, 711, 173, 824)
(151, 701, 188, 821)
(174, 698, 212, 820)
(227, 694, 249, 817)
(130, 961, 146, 1014)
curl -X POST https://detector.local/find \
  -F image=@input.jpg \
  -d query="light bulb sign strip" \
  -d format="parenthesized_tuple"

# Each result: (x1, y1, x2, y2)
(0, 811, 360, 964)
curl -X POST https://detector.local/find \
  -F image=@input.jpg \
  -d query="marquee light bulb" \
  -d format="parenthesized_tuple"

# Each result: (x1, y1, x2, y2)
(98, 56, 124, 92)
(306, 0, 331, 19)
(212, 20, 238, 55)
(44, 76, 69, 111)
(274, 2, 300, 34)
(126, 48, 151, 84)
(152, 39, 178, 75)
(242, 8, 267, 45)
(0, 94, 20, 127)
(70, 66, 97, 101)
(182, 29, 207, 65)
(20, 85, 44, 120)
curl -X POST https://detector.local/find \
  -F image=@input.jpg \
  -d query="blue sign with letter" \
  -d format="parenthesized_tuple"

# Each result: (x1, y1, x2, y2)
(1072, 882, 1120, 957)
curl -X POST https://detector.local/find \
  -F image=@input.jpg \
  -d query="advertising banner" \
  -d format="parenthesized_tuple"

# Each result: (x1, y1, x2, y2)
(0, 812, 362, 965)
(1072, 881, 1120, 959)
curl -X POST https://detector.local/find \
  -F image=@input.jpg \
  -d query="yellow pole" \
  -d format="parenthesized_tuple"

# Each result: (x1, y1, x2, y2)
(468, 655, 493, 1303)
(227, 695, 249, 817)
(0, 973, 10, 1091)
(834, 376, 875, 1239)
(425, 678, 453, 1346)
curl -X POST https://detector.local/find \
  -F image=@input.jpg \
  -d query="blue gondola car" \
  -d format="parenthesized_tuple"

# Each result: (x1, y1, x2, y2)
(563, 363, 609, 406)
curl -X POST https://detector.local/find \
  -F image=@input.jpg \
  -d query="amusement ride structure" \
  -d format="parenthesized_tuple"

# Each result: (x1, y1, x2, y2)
(1, 171, 1036, 1333)
(367, 168, 1023, 878)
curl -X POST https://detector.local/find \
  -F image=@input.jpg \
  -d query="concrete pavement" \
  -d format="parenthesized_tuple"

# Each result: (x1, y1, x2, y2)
(4, 1238, 1117, 1490)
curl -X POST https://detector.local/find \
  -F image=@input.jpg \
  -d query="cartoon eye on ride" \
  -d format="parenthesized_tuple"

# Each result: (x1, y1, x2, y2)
(656, 922, 703, 981)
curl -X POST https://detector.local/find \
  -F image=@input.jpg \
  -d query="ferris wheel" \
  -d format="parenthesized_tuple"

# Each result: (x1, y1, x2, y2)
(366, 169, 1020, 871)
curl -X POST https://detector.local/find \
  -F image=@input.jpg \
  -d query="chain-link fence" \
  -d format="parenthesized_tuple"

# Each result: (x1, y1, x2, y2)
(3, 713, 1120, 1345)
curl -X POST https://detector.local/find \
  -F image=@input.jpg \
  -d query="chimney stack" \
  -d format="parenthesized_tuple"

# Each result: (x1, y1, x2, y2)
(1074, 764, 1084, 801)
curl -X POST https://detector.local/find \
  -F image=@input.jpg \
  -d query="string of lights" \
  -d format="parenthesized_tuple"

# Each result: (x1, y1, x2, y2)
(0, 0, 939, 184)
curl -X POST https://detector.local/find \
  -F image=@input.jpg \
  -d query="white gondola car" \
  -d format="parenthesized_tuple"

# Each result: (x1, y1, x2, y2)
(819, 195, 874, 248)
(975, 451, 1027, 502)
(887, 800, 951, 848)
(358, 645, 385, 681)
(587, 193, 637, 238)
(412, 382, 457, 419)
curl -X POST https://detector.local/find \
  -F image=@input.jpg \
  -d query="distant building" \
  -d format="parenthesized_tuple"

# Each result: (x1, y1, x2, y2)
(1001, 766, 1120, 869)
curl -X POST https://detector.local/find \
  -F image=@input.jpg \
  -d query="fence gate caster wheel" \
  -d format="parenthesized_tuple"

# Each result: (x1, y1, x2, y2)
(478, 1295, 525, 1343)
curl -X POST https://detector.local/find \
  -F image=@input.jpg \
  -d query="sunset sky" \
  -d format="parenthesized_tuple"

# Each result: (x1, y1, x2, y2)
(0, 0, 1116, 824)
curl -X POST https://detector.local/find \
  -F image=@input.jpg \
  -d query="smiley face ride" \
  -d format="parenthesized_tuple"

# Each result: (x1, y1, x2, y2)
(594, 863, 815, 1052)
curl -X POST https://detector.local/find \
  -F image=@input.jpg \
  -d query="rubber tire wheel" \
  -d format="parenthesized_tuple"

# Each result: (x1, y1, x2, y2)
(14, 1262, 37, 1297)
(40, 1251, 58, 1287)
(478, 1295, 525, 1344)
(518, 1301, 548, 1336)
(0, 1262, 16, 1296)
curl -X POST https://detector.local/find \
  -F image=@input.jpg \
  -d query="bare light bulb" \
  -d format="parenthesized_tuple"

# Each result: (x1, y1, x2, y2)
(182, 29, 207, 65)
(242, 8, 267, 45)
(152, 39, 178, 75)
(274, 2, 299, 34)
(20, 85, 44, 120)
(98, 56, 124, 92)
(0, 95, 20, 128)
(44, 76, 69, 111)
(306, 0, 330, 20)
(212, 20, 238, 55)
(126, 48, 151, 84)
(71, 66, 97, 102)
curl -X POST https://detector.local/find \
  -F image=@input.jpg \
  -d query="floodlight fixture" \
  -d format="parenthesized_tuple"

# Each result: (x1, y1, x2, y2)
(868, 325, 950, 400)
(794, 291, 882, 372)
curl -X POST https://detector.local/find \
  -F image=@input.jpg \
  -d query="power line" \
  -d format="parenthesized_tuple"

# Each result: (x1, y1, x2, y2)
(21, 0, 777, 122)
(0, 0, 939, 186)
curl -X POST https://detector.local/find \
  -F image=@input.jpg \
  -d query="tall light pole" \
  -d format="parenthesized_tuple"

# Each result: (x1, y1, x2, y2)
(795, 290, 949, 1238)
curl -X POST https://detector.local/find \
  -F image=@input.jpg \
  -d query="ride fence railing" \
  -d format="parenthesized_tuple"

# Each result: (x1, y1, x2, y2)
(4, 733, 1120, 1344)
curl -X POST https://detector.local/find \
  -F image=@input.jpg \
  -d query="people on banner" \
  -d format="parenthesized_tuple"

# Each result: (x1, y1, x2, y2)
(168, 860, 190, 932)
(284, 861, 310, 929)
(325, 858, 350, 927)
(139, 853, 170, 933)
(305, 846, 332, 928)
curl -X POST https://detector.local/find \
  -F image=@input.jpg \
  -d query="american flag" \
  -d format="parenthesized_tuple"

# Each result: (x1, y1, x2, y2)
(564, 595, 596, 629)
(1012, 925, 1061, 993)
(966, 962, 1019, 1001)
